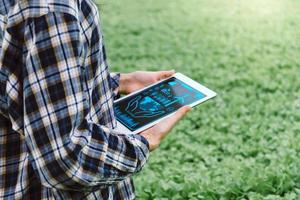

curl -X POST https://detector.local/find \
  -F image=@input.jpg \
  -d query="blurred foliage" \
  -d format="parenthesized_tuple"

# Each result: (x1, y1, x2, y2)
(97, 0, 300, 199)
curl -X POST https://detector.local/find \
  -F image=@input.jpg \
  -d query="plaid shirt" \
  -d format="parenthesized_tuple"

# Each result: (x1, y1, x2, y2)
(0, 0, 149, 199)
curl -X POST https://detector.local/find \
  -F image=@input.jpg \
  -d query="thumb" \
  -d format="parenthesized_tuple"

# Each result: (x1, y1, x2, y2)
(158, 70, 176, 80)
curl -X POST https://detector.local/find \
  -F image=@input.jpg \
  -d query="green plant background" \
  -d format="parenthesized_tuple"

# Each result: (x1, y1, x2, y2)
(97, 0, 300, 199)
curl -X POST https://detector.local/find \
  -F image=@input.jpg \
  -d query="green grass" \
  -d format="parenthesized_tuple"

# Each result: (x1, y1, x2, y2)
(97, 0, 300, 199)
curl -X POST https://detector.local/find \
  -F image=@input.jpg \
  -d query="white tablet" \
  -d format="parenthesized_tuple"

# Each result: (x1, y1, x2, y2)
(114, 73, 217, 134)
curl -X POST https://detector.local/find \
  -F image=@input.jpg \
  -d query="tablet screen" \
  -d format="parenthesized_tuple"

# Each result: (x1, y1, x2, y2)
(114, 77, 206, 131)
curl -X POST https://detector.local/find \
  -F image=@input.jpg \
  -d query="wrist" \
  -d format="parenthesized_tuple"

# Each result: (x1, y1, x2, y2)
(119, 73, 131, 94)
(140, 130, 160, 151)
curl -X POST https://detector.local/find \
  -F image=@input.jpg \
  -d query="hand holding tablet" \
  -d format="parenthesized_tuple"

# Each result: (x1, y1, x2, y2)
(114, 73, 217, 134)
(139, 105, 192, 151)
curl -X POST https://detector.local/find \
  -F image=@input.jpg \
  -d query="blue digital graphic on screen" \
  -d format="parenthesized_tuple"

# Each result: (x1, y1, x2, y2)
(114, 77, 206, 131)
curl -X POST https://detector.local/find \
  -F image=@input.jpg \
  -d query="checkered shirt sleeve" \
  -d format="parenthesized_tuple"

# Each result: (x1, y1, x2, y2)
(18, 11, 149, 191)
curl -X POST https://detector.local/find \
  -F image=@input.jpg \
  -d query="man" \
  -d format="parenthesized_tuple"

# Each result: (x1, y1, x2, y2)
(0, 0, 190, 199)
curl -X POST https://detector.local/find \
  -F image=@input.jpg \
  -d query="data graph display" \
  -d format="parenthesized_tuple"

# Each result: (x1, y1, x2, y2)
(114, 77, 206, 131)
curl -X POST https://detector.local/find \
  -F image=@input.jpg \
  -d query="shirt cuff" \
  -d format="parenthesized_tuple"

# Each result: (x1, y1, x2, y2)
(126, 134, 150, 172)
(109, 72, 121, 99)
(131, 134, 150, 150)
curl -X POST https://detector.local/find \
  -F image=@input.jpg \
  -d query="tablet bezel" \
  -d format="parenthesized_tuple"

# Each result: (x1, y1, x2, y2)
(114, 72, 217, 134)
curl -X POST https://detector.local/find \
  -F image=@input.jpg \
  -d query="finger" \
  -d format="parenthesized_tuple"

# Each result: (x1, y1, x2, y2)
(144, 106, 191, 142)
(167, 106, 191, 124)
(160, 106, 191, 132)
(158, 70, 176, 80)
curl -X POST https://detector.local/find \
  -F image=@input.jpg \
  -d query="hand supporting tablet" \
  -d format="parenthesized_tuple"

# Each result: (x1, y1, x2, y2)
(114, 73, 217, 134)
(139, 106, 192, 151)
